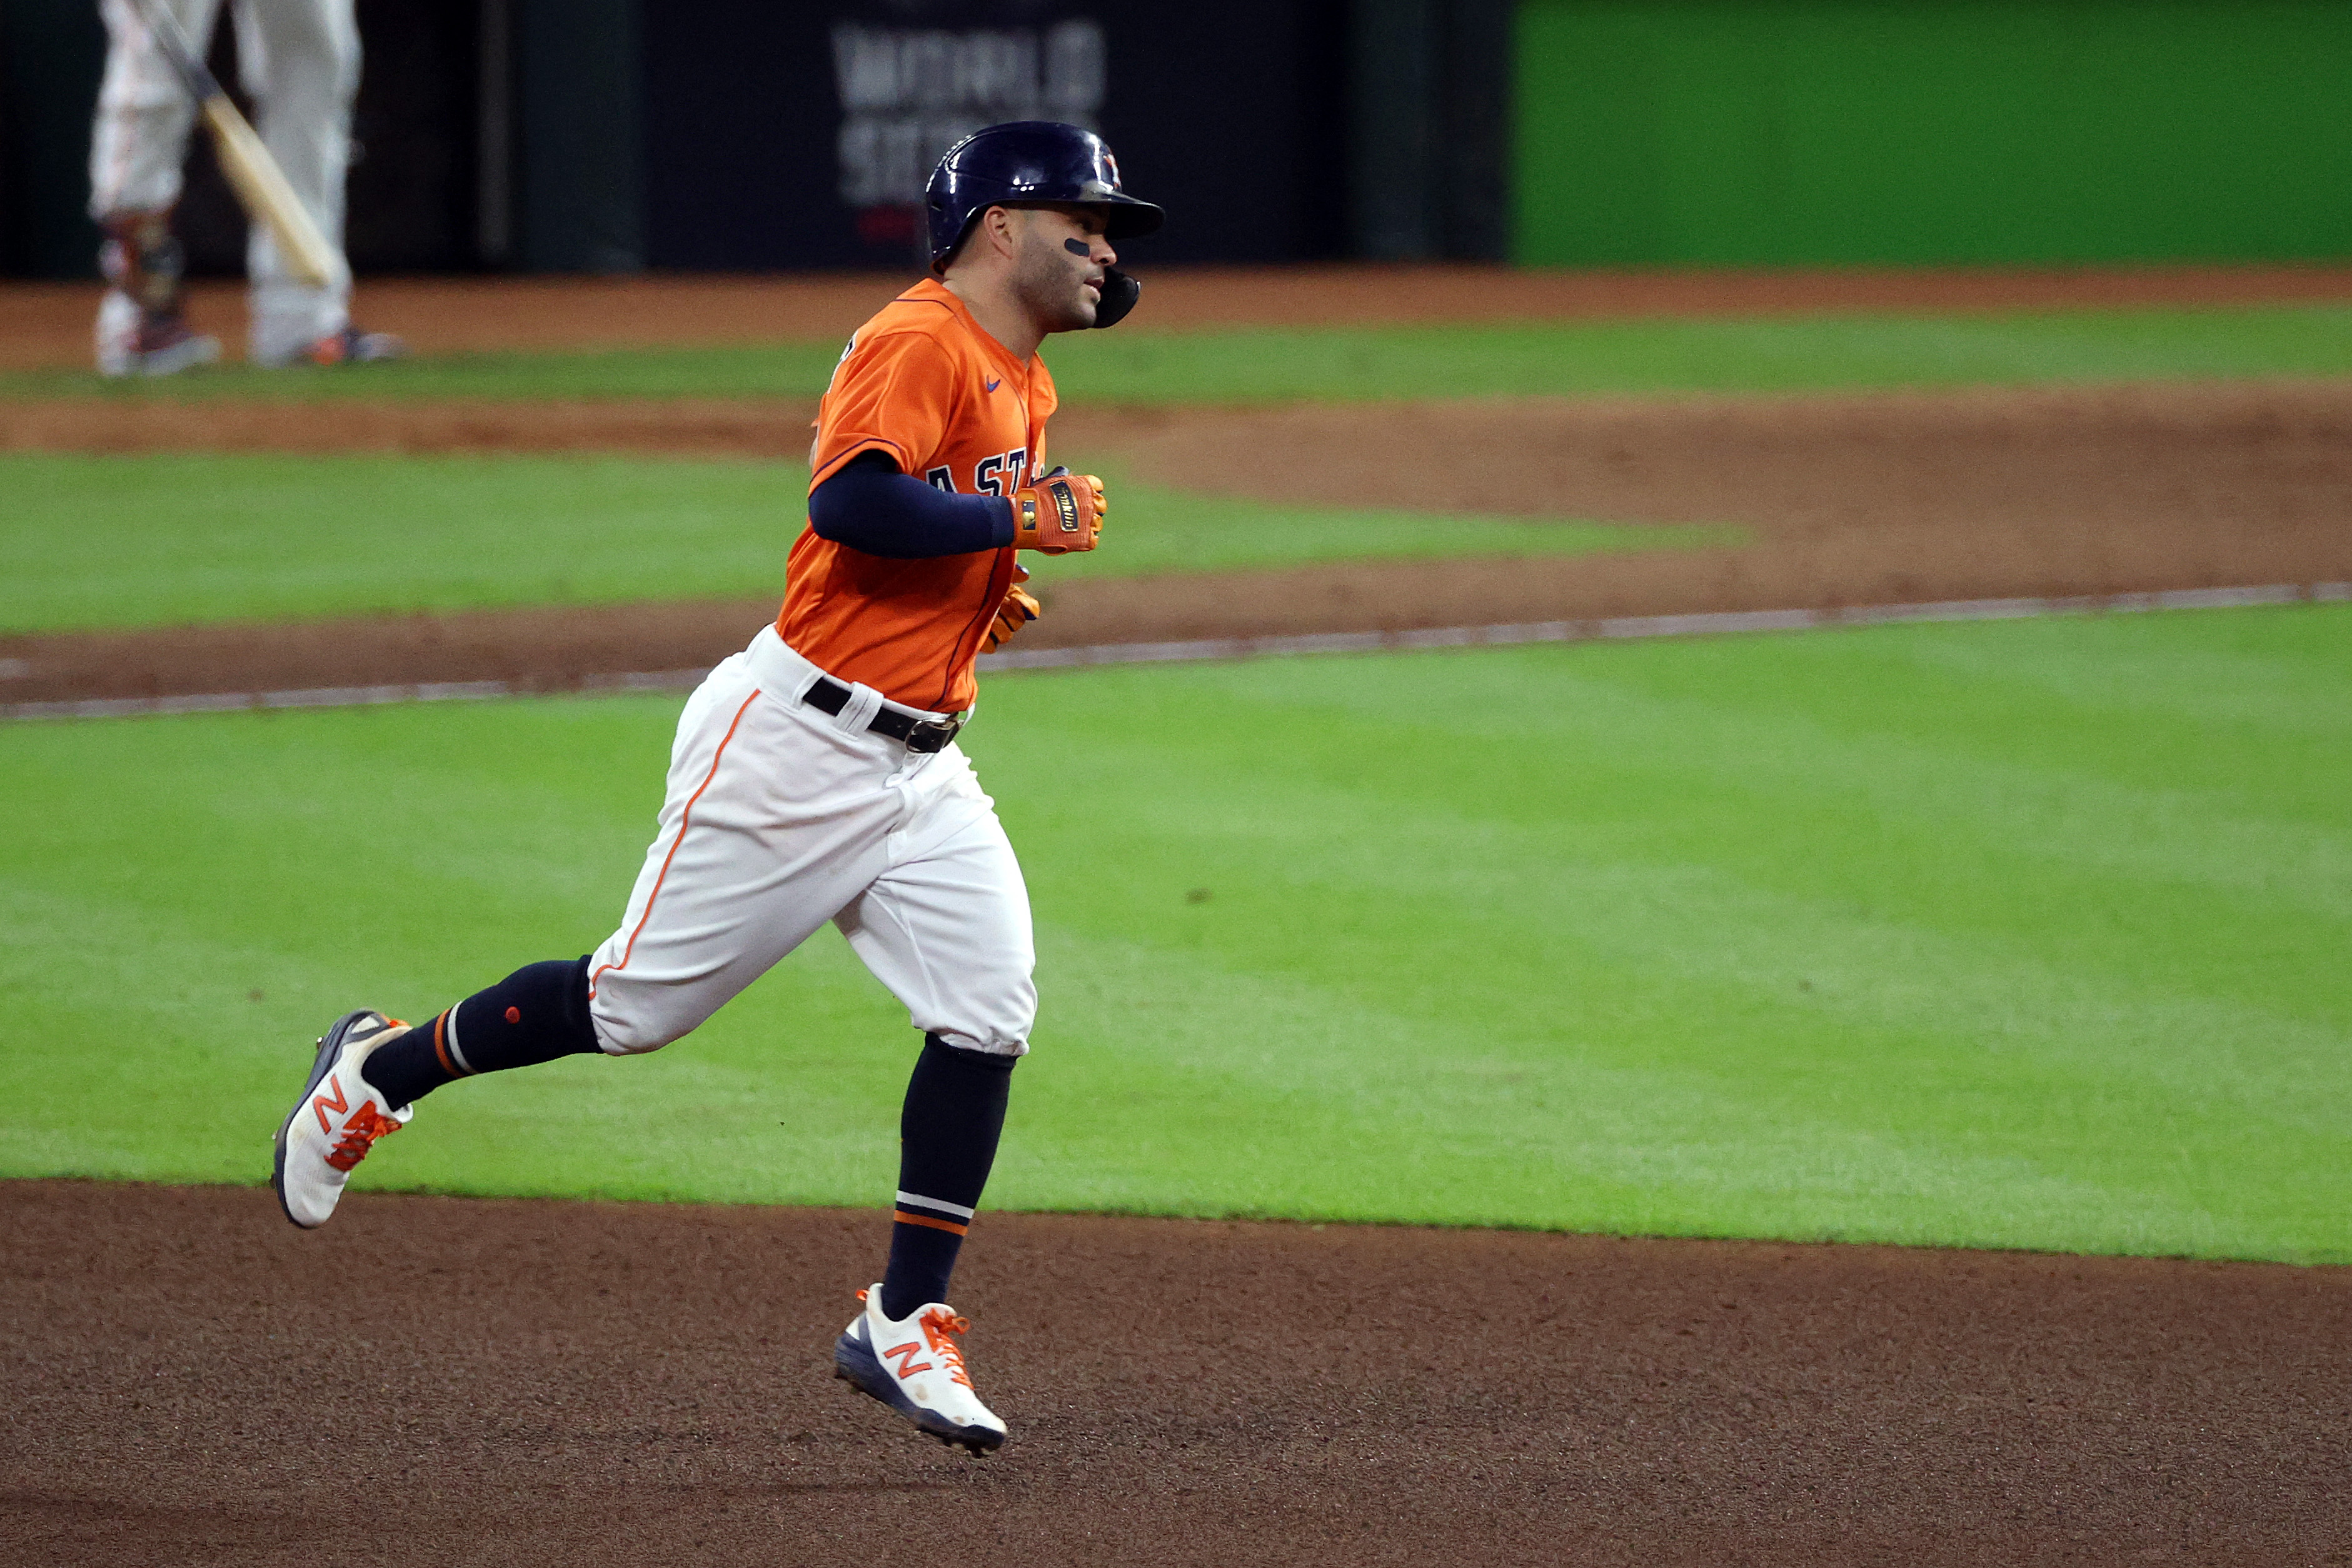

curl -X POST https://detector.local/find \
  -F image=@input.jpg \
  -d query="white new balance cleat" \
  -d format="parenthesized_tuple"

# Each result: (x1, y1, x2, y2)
(833, 1284, 1008, 1455)
(271, 1010, 413, 1229)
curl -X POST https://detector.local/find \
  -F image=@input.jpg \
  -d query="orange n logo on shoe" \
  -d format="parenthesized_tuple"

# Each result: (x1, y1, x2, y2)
(312, 1073, 349, 1133)
(882, 1340, 934, 1379)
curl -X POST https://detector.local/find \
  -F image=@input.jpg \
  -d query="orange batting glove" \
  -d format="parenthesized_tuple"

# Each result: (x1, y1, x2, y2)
(1011, 467, 1103, 553)
(981, 565, 1042, 654)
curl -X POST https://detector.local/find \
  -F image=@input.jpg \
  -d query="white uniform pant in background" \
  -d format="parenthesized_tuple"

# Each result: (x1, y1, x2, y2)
(587, 627, 1037, 1060)
(89, 0, 358, 360)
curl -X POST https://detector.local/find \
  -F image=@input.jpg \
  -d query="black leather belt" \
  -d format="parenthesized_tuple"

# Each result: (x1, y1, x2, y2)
(802, 676, 963, 753)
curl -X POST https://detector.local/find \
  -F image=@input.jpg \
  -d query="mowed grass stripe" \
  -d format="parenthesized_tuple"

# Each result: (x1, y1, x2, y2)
(2, 454, 810, 632)
(1050, 305, 2352, 403)
(8, 303, 2352, 405)
(0, 452, 1714, 634)
(1, 606, 2344, 1260)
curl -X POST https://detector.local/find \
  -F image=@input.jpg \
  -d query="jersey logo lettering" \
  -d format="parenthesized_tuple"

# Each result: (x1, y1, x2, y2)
(985, 377, 1002, 393)
(924, 465, 954, 492)
(882, 1340, 934, 1379)
(974, 449, 1028, 498)
(983, 450, 1030, 497)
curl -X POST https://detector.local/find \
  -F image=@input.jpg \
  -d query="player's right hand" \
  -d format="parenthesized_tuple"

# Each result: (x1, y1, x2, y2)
(1012, 468, 1103, 553)
(981, 565, 1042, 653)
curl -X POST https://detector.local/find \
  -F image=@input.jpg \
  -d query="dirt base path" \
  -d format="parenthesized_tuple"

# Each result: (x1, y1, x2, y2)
(7, 381, 2349, 706)
(8, 263, 2352, 369)
(2, 1180, 2344, 1567)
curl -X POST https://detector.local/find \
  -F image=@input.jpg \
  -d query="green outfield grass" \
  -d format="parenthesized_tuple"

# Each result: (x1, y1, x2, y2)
(8, 303, 2351, 405)
(4, 604, 2346, 1262)
(0, 451, 1719, 633)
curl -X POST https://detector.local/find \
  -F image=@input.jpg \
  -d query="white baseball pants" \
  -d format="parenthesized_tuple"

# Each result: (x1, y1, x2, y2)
(586, 627, 1037, 1060)
(89, 0, 359, 360)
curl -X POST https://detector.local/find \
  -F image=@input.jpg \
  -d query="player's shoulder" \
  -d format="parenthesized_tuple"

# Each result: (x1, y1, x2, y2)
(848, 280, 971, 354)
(826, 284, 976, 400)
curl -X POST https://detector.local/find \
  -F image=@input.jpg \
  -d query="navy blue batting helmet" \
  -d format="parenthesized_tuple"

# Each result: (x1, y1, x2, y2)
(925, 121, 1163, 274)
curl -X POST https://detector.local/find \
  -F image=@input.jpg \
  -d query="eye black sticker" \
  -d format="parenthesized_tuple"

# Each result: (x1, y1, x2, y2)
(1064, 238, 1090, 256)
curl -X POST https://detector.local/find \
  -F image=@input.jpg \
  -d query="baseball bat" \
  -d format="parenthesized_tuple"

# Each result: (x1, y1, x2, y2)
(128, 0, 339, 289)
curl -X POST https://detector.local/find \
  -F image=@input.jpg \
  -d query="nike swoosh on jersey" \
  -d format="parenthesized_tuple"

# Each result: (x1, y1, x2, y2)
(985, 378, 1002, 393)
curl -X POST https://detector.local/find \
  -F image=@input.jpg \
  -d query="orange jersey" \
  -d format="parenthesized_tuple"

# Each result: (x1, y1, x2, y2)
(779, 278, 1056, 713)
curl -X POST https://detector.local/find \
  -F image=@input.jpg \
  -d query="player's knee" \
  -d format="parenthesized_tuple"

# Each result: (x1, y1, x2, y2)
(585, 982, 696, 1057)
(925, 972, 1036, 1058)
(107, 81, 188, 115)
(590, 1014, 685, 1057)
(929, 1028, 1028, 1060)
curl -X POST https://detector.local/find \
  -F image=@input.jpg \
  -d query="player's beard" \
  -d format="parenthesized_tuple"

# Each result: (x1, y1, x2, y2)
(1012, 231, 1097, 333)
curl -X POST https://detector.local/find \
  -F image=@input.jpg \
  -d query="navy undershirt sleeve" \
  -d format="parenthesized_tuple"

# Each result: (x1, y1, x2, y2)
(809, 451, 1017, 558)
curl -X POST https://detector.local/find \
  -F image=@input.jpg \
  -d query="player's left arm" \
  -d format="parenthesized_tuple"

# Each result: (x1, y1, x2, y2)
(809, 451, 1017, 558)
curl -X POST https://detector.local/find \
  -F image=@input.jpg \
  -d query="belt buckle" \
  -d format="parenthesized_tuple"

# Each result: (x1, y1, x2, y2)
(906, 716, 960, 753)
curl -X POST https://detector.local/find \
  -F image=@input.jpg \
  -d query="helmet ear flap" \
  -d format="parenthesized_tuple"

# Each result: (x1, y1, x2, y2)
(1090, 268, 1140, 329)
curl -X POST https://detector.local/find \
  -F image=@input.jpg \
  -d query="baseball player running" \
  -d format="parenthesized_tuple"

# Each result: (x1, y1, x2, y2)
(270, 122, 1157, 1455)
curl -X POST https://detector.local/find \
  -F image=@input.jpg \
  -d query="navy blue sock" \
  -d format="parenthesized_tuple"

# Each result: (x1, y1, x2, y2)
(880, 1033, 1017, 1320)
(361, 956, 600, 1109)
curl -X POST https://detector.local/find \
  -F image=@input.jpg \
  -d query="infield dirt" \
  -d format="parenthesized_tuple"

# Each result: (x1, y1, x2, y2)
(3, 1180, 2346, 1567)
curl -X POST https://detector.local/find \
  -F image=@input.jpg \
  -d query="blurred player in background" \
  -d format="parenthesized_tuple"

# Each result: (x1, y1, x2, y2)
(88, 0, 402, 375)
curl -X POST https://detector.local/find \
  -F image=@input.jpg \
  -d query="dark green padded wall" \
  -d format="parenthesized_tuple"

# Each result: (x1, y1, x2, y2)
(1514, 1, 2352, 265)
